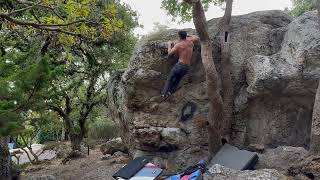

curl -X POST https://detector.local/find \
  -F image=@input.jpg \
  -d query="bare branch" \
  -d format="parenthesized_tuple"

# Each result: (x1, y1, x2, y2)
(30, 10, 42, 23)
(64, 94, 72, 115)
(7, 4, 38, 16)
(183, 0, 200, 4)
(48, 105, 65, 117)
(15, 0, 65, 20)
(0, 13, 83, 37)
(13, 80, 40, 112)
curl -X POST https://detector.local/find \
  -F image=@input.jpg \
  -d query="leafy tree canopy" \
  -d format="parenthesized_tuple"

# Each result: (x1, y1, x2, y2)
(290, 0, 317, 17)
(161, 0, 224, 23)
(0, 0, 138, 46)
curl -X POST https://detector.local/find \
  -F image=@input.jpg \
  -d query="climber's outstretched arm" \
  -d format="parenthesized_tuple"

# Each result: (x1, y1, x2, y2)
(168, 41, 178, 56)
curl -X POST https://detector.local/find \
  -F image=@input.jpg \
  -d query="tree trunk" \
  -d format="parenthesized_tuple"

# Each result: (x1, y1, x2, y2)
(316, 0, 320, 23)
(219, 0, 234, 140)
(70, 134, 82, 152)
(70, 120, 86, 153)
(0, 137, 12, 180)
(190, 0, 224, 153)
(310, 0, 320, 155)
(20, 135, 39, 164)
(311, 81, 320, 154)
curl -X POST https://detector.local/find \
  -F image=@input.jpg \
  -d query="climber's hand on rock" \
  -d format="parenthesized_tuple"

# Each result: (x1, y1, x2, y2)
(168, 41, 175, 48)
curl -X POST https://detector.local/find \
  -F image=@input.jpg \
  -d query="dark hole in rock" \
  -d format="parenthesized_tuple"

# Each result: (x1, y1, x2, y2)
(221, 138, 228, 145)
(305, 173, 315, 179)
(225, 31, 229, 42)
(180, 102, 197, 122)
(158, 144, 178, 152)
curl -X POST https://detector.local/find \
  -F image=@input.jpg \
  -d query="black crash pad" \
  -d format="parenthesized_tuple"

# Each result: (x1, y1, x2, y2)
(210, 144, 259, 170)
(112, 156, 152, 179)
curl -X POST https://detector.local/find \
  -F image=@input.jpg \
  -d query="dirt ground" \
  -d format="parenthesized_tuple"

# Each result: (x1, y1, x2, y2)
(21, 147, 127, 180)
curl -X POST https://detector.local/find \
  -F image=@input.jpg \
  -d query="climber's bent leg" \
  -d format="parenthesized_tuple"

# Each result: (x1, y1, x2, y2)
(170, 63, 189, 94)
(161, 64, 178, 97)
(161, 62, 189, 97)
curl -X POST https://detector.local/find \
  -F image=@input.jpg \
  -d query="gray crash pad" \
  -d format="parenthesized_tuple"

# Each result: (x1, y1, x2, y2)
(210, 144, 259, 170)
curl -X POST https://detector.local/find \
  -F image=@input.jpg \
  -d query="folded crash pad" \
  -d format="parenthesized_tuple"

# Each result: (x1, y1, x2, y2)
(113, 156, 152, 179)
(210, 144, 259, 170)
(130, 163, 162, 180)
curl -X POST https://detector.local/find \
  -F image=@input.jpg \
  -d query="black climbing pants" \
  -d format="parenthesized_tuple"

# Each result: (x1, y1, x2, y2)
(162, 62, 190, 96)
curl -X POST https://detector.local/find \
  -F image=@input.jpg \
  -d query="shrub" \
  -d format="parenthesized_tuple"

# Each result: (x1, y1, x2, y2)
(87, 118, 119, 141)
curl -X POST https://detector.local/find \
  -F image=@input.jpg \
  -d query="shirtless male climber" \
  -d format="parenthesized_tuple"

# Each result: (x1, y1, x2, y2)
(161, 30, 199, 98)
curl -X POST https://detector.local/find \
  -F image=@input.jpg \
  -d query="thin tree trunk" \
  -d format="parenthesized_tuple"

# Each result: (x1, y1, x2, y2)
(189, 0, 224, 153)
(70, 134, 82, 152)
(63, 116, 83, 153)
(310, 0, 320, 155)
(70, 117, 87, 153)
(0, 137, 12, 180)
(316, 0, 320, 23)
(20, 147, 34, 164)
(311, 81, 320, 154)
(20, 135, 41, 164)
(219, 0, 234, 141)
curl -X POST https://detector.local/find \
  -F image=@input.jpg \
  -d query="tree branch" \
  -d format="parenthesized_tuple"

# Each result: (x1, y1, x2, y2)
(64, 94, 72, 115)
(30, 9, 42, 24)
(223, 0, 233, 25)
(41, 36, 51, 55)
(15, 0, 65, 20)
(7, 3, 39, 16)
(0, 13, 83, 37)
(191, 0, 210, 41)
(184, 0, 200, 4)
(48, 105, 65, 117)
(13, 80, 40, 112)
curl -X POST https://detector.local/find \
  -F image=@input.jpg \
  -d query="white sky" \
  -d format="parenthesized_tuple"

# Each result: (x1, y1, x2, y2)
(121, 0, 293, 35)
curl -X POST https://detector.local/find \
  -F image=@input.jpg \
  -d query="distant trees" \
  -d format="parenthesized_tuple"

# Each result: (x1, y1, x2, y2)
(290, 0, 317, 16)
(0, 0, 139, 176)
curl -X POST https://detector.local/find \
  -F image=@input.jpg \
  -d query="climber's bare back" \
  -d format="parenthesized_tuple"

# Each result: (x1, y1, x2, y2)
(168, 35, 199, 65)
(174, 39, 194, 65)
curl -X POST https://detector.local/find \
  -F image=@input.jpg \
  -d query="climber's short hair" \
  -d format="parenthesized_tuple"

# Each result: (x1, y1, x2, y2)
(178, 30, 187, 39)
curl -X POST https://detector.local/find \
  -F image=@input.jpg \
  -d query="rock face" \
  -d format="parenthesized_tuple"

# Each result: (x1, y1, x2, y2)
(203, 164, 286, 180)
(27, 175, 56, 180)
(239, 11, 320, 148)
(107, 10, 320, 170)
(256, 146, 308, 173)
(288, 155, 320, 180)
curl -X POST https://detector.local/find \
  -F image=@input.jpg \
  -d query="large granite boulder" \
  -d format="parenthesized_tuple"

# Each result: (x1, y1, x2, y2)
(100, 138, 128, 155)
(236, 11, 320, 148)
(288, 155, 320, 180)
(107, 10, 320, 170)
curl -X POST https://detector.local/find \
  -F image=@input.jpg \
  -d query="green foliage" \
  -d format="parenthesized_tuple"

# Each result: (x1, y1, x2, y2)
(0, 0, 138, 150)
(161, 0, 224, 23)
(290, 0, 316, 16)
(87, 117, 119, 140)
(1, 0, 138, 46)
(0, 38, 55, 136)
(37, 114, 63, 143)
(37, 129, 56, 144)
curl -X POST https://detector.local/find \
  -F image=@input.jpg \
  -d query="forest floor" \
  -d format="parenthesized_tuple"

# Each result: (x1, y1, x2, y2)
(21, 146, 127, 180)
